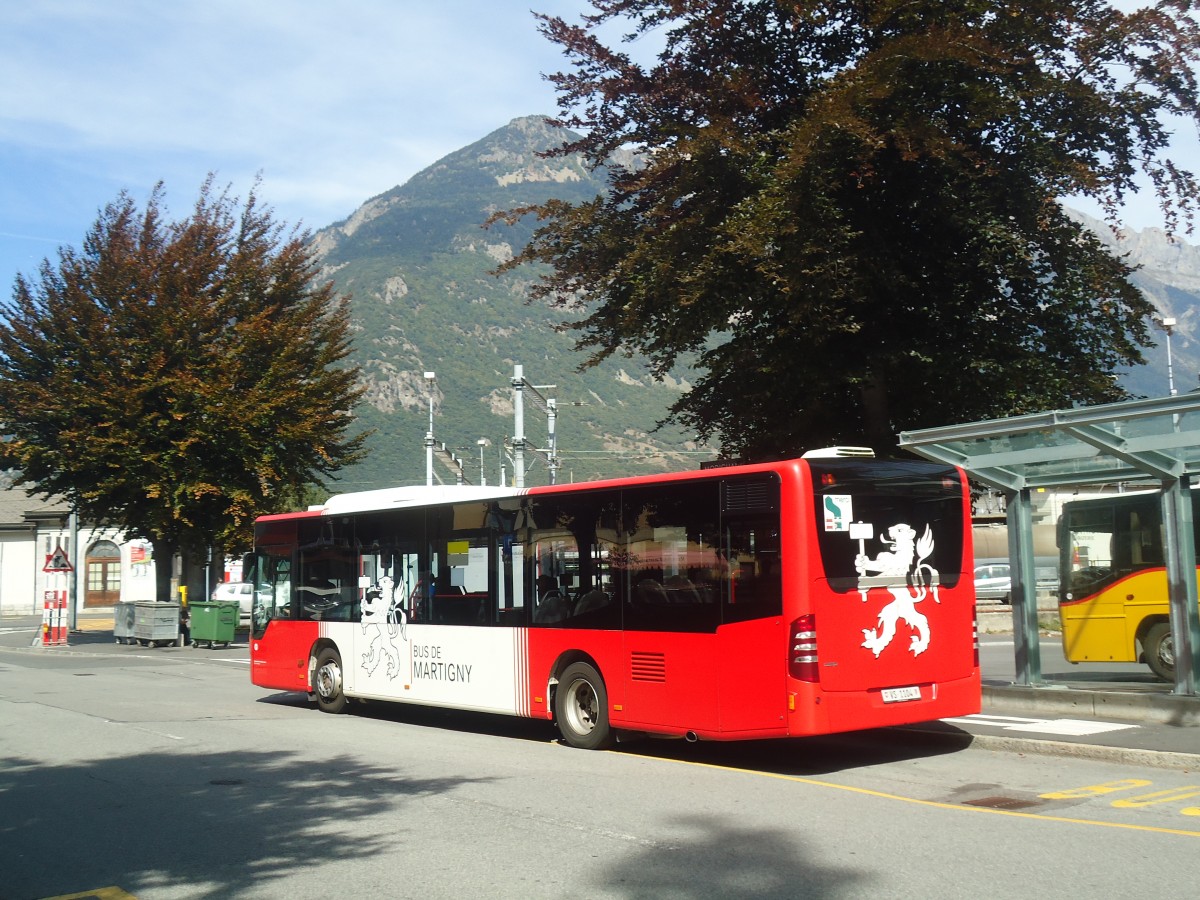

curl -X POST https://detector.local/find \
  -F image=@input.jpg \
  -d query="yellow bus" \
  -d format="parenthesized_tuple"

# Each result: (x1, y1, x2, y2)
(1058, 492, 1199, 681)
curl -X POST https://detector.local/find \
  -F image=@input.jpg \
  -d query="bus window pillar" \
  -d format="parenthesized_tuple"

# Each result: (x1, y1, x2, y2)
(1006, 487, 1043, 685)
(1159, 477, 1199, 696)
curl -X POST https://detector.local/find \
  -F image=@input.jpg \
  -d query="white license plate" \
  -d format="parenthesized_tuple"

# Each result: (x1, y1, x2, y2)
(881, 686, 922, 703)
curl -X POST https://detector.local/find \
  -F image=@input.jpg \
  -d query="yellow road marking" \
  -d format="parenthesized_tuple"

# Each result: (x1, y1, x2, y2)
(1112, 787, 1200, 809)
(628, 753, 1200, 838)
(39, 889, 136, 900)
(1040, 779, 1152, 799)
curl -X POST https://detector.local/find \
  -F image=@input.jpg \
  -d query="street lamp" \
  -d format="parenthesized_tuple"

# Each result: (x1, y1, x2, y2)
(424, 371, 436, 486)
(1161, 318, 1177, 396)
(477, 438, 488, 487)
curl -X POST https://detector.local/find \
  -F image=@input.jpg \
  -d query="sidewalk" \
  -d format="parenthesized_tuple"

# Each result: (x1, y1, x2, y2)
(75, 610, 116, 632)
(3, 610, 1198, 769)
(911, 681, 1200, 771)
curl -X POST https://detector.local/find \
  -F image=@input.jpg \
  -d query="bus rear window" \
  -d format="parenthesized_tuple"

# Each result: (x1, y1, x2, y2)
(810, 460, 964, 592)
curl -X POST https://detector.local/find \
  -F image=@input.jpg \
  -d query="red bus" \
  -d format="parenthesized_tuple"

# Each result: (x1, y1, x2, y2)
(248, 450, 980, 748)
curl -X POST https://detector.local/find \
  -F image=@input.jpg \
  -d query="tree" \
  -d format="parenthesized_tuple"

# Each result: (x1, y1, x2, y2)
(0, 178, 367, 600)
(499, 0, 1200, 456)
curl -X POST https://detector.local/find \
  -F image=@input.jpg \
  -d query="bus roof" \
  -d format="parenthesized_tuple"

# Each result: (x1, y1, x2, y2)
(257, 450, 938, 523)
(321, 484, 523, 515)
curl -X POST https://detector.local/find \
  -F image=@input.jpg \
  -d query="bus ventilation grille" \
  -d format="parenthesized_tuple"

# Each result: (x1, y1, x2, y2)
(630, 652, 667, 683)
(722, 479, 776, 513)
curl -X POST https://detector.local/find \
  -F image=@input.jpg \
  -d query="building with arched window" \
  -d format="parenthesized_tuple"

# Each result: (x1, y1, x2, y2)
(0, 485, 156, 616)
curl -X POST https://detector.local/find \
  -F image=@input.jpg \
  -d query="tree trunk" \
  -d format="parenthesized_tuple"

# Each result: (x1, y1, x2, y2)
(861, 372, 893, 453)
(151, 537, 179, 603)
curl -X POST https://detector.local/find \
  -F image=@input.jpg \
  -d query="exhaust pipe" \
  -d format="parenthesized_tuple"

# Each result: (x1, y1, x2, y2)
(685, 731, 698, 743)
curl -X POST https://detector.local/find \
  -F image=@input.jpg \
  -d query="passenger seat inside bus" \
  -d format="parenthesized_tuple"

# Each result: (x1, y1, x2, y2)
(635, 578, 670, 606)
(533, 576, 570, 624)
(573, 589, 610, 616)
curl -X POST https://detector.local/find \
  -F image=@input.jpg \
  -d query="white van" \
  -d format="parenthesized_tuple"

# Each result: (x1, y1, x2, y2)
(211, 581, 253, 618)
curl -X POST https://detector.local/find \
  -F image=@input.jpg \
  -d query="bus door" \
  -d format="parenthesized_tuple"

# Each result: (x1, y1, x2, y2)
(716, 504, 785, 733)
(347, 543, 422, 695)
(248, 543, 308, 691)
(1060, 501, 1131, 660)
(620, 484, 722, 733)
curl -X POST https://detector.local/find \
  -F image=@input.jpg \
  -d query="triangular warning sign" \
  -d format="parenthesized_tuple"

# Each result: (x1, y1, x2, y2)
(44, 544, 73, 572)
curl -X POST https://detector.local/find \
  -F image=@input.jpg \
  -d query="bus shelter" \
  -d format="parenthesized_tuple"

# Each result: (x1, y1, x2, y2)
(899, 393, 1200, 697)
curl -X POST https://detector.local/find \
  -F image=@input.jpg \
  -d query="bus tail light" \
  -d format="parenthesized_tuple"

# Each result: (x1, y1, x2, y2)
(789, 614, 819, 682)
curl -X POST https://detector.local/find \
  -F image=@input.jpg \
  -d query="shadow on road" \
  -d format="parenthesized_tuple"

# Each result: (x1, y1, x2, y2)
(259, 690, 974, 779)
(0, 746, 491, 900)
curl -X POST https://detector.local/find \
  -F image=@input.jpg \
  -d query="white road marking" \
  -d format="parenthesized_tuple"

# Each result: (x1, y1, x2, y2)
(944, 713, 1139, 736)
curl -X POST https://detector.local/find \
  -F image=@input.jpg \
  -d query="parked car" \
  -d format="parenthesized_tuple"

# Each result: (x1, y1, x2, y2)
(973, 557, 1060, 604)
(974, 563, 1011, 603)
(211, 581, 253, 618)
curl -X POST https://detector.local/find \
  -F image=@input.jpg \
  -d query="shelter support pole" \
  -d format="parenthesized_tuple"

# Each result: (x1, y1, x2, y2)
(1005, 487, 1043, 685)
(1159, 478, 1199, 696)
(69, 507, 79, 632)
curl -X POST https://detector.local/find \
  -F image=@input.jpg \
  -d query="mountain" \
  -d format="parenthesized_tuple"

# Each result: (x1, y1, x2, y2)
(312, 117, 1200, 491)
(1073, 211, 1200, 399)
(311, 116, 704, 490)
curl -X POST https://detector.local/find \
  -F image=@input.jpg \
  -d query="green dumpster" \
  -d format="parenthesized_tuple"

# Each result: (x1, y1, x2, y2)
(189, 601, 238, 648)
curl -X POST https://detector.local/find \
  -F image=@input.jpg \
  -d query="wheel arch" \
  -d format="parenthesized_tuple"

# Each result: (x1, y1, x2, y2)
(1135, 614, 1170, 659)
(547, 649, 605, 712)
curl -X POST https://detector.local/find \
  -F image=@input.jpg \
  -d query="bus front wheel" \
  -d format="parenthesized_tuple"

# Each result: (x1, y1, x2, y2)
(1144, 623, 1175, 682)
(313, 648, 349, 713)
(555, 662, 614, 750)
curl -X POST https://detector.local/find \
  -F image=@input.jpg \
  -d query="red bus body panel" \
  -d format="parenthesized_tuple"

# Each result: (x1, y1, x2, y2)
(250, 620, 319, 693)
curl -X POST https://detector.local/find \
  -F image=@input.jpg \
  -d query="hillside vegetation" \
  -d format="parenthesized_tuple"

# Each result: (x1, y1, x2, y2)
(313, 117, 1200, 491)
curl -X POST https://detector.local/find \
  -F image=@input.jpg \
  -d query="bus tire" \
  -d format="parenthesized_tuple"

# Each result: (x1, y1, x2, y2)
(313, 647, 349, 714)
(1144, 622, 1174, 682)
(555, 661, 614, 750)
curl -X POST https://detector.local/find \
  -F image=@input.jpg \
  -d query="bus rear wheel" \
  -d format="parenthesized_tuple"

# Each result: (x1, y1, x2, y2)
(555, 662, 613, 750)
(1144, 622, 1175, 682)
(313, 648, 349, 713)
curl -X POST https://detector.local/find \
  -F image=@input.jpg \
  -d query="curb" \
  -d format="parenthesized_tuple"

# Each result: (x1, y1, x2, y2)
(892, 723, 1200, 772)
(964, 732, 1200, 771)
(984, 684, 1200, 727)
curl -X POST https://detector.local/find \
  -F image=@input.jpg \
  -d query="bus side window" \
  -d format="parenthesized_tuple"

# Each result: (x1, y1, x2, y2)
(622, 483, 721, 634)
(1127, 511, 1163, 568)
(526, 492, 620, 629)
(724, 519, 782, 623)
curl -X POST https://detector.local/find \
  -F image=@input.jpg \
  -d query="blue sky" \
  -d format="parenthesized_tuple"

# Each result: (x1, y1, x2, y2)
(0, 1, 591, 291)
(1, 1, 1195, 297)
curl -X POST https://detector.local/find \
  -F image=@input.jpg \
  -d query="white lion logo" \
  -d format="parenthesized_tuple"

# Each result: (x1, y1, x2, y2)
(854, 523, 940, 658)
(361, 574, 407, 679)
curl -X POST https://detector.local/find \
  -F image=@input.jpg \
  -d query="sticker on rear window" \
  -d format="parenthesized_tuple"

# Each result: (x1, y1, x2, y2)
(823, 495, 852, 531)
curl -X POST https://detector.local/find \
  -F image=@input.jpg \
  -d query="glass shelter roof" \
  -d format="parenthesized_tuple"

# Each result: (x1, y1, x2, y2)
(898, 393, 1200, 696)
(898, 393, 1200, 491)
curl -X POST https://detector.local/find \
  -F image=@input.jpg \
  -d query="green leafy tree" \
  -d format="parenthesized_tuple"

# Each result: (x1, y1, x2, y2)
(500, 0, 1200, 455)
(0, 178, 367, 600)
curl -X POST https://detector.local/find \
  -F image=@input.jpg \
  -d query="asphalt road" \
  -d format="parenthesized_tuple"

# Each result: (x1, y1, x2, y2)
(2, 624, 1199, 899)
